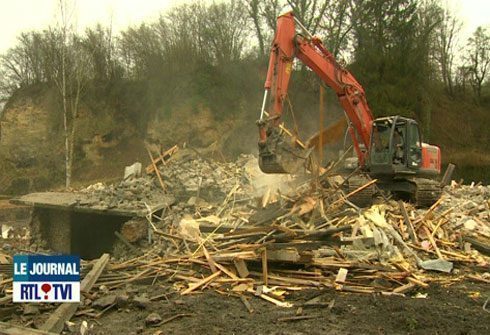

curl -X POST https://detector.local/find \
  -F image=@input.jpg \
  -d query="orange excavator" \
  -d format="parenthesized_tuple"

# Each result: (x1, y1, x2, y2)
(257, 12, 442, 207)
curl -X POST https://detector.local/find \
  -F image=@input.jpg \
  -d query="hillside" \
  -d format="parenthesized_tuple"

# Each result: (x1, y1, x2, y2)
(0, 78, 489, 195)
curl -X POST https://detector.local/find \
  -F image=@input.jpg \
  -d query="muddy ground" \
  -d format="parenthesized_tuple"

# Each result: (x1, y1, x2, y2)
(82, 282, 489, 335)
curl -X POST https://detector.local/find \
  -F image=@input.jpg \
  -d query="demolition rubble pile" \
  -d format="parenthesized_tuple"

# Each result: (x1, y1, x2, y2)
(79, 177, 169, 211)
(77, 151, 254, 211)
(1, 148, 489, 317)
(79, 148, 489, 307)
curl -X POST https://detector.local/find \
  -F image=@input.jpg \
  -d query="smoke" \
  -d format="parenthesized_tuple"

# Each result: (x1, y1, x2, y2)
(243, 156, 295, 197)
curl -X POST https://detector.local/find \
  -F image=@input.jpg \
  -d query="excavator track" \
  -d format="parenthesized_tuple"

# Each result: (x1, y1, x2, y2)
(346, 176, 375, 208)
(412, 178, 442, 208)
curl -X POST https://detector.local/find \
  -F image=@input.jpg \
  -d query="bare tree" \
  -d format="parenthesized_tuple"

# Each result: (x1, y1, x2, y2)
(245, 0, 266, 57)
(202, 0, 249, 64)
(243, 0, 284, 57)
(318, 0, 355, 57)
(54, 0, 90, 188)
(433, 6, 461, 96)
(286, 0, 328, 36)
(464, 26, 490, 101)
(0, 32, 44, 94)
(262, 0, 284, 32)
(83, 24, 117, 81)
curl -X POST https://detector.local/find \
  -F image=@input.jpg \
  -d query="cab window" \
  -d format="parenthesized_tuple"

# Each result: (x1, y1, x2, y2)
(408, 122, 422, 167)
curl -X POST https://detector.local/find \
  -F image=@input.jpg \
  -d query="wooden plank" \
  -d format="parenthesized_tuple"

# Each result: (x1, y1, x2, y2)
(256, 292, 293, 307)
(406, 276, 429, 288)
(145, 145, 178, 174)
(233, 259, 249, 278)
(278, 315, 318, 322)
(463, 236, 490, 255)
(181, 271, 222, 295)
(0, 322, 57, 335)
(240, 296, 254, 313)
(398, 201, 418, 244)
(157, 313, 193, 326)
(422, 226, 444, 259)
(262, 248, 268, 286)
(146, 147, 166, 191)
(213, 263, 239, 280)
(335, 268, 348, 283)
(344, 179, 377, 200)
(334, 268, 348, 290)
(440, 163, 455, 186)
(40, 253, 110, 334)
(202, 246, 218, 273)
(393, 282, 416, 294)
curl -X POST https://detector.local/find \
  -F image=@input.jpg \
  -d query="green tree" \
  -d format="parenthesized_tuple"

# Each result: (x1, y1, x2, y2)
(350, 0, 441, 138)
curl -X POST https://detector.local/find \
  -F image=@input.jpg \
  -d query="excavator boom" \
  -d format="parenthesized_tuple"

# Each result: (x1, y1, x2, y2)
(257, 12, 442, 207)
(258, 12, 374, 170)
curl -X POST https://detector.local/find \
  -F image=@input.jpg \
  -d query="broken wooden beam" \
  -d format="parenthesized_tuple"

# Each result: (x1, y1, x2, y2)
(0, 322, 57, 335)
(240, 296, 254, 313)
(463, 236, 490, 255)
(146, 146, 166, 191)
(440, 163, 456, 186)
(181, 271, 222, 295)
(262, 248, 268, 286)
(233, 259, 250, 278)
(40, 253, 110, 334)
(146, 145, 178, 174)
(398, 200, 418, 244)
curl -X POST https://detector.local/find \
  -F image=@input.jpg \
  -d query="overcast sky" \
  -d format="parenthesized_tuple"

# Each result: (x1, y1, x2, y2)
(0, 0, 488, 54)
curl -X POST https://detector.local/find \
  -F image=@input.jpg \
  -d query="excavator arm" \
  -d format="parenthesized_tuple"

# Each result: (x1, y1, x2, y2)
(258, 12, 443, 208)
(258, 12, 374, 171)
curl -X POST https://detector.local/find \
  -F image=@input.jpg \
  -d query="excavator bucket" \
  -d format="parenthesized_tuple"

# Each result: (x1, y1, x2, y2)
(259, 148, 311, 174)
(259, 118, 347, 174)
(258, 128, 312, 174)
(258, 154, 290, 174)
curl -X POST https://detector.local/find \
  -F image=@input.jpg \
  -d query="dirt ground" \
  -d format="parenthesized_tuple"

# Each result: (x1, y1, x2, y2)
(84, 282, 489, 335)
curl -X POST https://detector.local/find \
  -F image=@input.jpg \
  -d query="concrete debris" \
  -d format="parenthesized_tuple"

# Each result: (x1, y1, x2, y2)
(124, 162, 142, 180)
(115, 294, 129, 307)
(93, 294, 117, 309)
(145, 312, 162, 326)
(132, 295, 151, 309)
(80, 177, 171, 210)
(22, 304, 40, 315)
(77, 150, 257, 211)
(120, 218, 147, 243)
(418, 259, 454, 273)
(1, 224, 13, 239)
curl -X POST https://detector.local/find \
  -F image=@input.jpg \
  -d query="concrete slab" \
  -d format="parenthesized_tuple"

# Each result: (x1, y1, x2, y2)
(11, 191, 173, 258)
(12, 192, 170, 217)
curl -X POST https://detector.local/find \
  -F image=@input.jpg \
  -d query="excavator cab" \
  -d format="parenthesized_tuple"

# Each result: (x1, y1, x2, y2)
(368, 116, 423, 176)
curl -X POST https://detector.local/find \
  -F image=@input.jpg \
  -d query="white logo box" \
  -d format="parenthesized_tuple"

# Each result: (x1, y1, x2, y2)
(13, 282, 80, 303)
